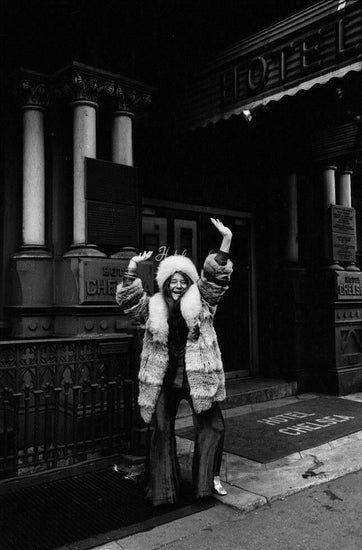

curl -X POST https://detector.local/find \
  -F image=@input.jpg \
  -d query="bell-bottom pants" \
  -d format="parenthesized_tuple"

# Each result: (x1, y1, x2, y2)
(145, 385, 225, 506)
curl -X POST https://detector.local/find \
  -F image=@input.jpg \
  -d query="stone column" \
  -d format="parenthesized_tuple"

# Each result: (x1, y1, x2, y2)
(285, 173, 299, 264)
(336, 169, 352, 207)
(8, 71, 53, 338)
(60, 71, 105, 257)
(110, 87, 151, 259)
(112, 104, 134, 166)
(14, 72, 50, 257)
(111, 87, 151, 166)
(320, 166, 342, 269)
(73, 100, 97, 245)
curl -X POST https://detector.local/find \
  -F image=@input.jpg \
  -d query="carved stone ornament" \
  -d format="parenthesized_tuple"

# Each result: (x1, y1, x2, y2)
(15, 72, 50, 109)
(56, 70, 100, 104)
(113, 84, 151, 113)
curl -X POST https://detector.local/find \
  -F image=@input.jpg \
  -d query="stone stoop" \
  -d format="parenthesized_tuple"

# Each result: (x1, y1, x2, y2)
(176, 378, 298, 423)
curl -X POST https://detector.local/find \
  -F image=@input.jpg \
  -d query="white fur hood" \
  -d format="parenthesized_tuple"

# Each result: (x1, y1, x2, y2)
(156, 255, 199, 289)
(147, 283, 202, 344)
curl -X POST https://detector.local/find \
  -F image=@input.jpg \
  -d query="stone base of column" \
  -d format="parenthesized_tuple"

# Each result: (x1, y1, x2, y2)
(12, 245, 52, 258)
(6, 254, 54, 338)
(0, 319, 12, 340)
(320, 262, 345, 271)
(345, 262, 360, 271)
(4, 307, 53, 339)
(53, 305, 130, 337)
(63, 243, 107, 258)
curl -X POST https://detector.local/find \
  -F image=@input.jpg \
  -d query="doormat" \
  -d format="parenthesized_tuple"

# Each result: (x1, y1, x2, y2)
(0, 469, 216, 550)
(177, 396, 362, 463)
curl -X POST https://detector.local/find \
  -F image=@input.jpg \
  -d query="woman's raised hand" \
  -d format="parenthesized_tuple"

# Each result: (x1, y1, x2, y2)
(210, 218, 232, 239)
(129, 251, 153, 269)
(132, 251, 153, 263)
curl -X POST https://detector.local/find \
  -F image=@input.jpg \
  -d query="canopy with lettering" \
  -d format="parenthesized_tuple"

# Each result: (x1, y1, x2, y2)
(180, 0, 361, 131)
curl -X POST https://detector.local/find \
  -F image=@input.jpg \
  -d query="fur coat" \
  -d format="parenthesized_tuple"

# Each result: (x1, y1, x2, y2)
(116, 253, 233, 423)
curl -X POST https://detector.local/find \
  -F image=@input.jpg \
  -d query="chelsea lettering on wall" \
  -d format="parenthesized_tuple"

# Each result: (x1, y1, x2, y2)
(78, 259, 154, 304)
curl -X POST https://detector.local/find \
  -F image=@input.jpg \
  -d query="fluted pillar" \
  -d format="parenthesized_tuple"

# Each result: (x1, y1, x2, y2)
(73, 100, 97, 244)
(336, 169, 352, 207)
(112, 110, 134, 166)
(14, 71, 50, 257)
(320, 166, 342, 269)
(8, 71, 53, 338)
(58, 68, 105, 257)
(111, 86, 151, 166)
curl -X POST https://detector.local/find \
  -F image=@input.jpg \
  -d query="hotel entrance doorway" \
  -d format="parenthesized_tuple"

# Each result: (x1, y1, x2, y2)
(142, 202, 258, 378)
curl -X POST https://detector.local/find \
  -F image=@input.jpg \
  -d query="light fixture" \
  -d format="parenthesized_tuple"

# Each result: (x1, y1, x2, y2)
(242, 109, 252, 122)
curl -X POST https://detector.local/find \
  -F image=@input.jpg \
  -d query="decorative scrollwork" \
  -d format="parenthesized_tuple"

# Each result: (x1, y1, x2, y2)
(113, 84, 151, 113)
(56, 70, 100, 104)
(14, 70, 50, 108)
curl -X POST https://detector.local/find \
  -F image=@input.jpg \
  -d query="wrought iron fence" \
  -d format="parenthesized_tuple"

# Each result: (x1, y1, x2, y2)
(0, 335, 134, 481)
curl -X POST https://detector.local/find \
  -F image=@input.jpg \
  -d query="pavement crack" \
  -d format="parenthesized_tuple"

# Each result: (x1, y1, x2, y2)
(324, 488, 343, 501)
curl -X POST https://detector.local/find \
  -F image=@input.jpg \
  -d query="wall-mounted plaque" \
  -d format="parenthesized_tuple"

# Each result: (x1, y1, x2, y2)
(86, 201, 138, 247)
(331, 205, 356, 264)
(336, 272, 362, 301)
(78, 258, 154, 304)
(85, 158, 139, 248)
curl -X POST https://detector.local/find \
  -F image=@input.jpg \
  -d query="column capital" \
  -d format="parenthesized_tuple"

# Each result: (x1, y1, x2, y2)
(338, 167, 353, 175)
(111, 85, 151, 115)
(321, 165, 338, 172)
(13, 69, 50, 110)
(55, 66, 100, 105)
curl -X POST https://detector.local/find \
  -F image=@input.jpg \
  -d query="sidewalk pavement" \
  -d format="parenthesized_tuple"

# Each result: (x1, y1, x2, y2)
(91, 392, 362, 550)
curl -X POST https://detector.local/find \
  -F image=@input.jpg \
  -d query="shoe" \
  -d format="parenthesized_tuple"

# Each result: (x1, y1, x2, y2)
(213, 476, 227, 496)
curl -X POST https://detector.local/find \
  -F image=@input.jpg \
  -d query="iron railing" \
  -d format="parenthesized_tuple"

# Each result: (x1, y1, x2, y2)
(0, 335, 134, 481)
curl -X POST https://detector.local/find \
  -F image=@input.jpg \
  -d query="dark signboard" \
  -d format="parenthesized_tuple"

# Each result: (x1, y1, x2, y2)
(78, 258, 154, 304)
(86, 201, 138, 247)
(331, 205, 356, 263)
(336, 272, 362, 301)
(85, 158, 139, 248)
(86, 158, 138, 204)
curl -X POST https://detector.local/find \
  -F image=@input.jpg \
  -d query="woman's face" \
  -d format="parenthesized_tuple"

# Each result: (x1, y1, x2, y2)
(169, 272, 188, 301)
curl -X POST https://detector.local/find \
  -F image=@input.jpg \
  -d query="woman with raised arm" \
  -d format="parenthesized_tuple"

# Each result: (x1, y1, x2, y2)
(116, 218, 233, 506)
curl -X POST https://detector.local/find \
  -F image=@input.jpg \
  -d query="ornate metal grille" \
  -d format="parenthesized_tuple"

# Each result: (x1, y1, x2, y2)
(0, 335, 134, 481)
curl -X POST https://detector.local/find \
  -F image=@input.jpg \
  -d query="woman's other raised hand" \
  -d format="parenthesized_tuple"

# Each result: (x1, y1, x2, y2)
(128, 251, 153, 269)
(210, 218, 232, 253)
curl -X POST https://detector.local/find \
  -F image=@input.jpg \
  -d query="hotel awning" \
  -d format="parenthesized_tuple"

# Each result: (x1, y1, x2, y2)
(180, 0, 361, 132)
(199, 61, 361, 128)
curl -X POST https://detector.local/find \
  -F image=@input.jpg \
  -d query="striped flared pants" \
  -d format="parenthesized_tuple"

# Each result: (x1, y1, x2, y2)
(145, 385, 225, 506)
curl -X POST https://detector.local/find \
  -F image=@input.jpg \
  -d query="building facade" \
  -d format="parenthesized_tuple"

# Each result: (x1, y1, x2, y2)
(0, 0, 361, 482)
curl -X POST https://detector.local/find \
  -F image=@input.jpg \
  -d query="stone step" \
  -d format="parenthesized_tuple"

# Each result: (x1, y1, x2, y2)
(176, 377, 298, 421)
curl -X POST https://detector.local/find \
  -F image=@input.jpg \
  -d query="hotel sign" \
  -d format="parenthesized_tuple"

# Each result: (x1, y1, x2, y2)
(220, 12, 359, 106)
(78, 259, 154, 304)
(336, 272, 362, 300)
(184, 1, 361, 129)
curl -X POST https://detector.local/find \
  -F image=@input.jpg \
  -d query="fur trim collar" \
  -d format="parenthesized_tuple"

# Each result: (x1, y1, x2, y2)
(156, 255, 199, 289)
(147, 283, 202, 342)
